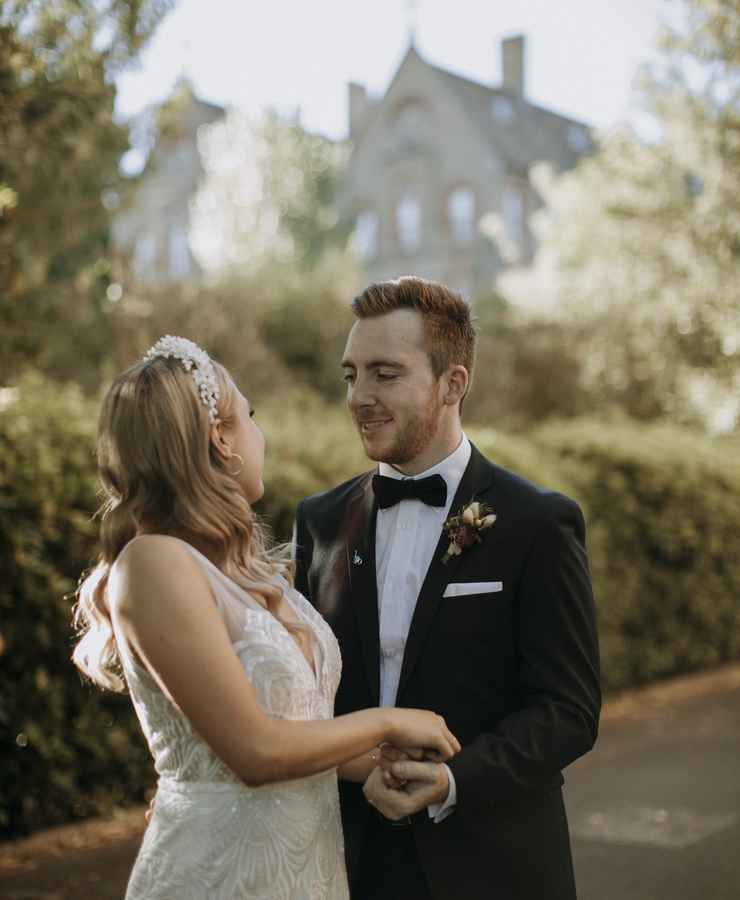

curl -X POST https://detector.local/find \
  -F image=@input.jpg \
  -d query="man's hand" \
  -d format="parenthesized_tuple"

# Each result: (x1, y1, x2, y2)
(377, 743, 417, 788)
(363, 760, 449, 820)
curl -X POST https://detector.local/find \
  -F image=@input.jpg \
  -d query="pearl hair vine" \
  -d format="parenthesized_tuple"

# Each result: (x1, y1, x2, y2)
(143, 335, 221, 424)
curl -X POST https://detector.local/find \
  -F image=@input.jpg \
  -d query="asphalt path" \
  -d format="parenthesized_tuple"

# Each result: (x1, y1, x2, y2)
(2, 664, 739, 899)
(568, 666, 740, 900)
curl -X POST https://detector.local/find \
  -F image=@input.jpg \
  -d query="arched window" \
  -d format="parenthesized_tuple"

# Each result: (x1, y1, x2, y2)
(396, 193, 421, 254)
(353, 210, 379, 261)
(448, 187, 476, 244)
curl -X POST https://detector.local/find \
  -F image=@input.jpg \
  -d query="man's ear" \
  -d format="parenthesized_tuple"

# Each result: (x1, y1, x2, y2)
(443, 365, 469, 406)
(210, 421, 231, 460)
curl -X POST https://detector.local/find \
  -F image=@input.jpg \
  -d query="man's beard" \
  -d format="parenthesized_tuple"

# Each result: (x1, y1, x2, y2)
(367, 393, 442, 466)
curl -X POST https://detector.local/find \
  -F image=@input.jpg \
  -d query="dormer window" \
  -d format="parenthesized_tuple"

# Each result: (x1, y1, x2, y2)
(396, 192, 421, 254)
(448, 187, 476, 244)
(491, 96, 514, 123)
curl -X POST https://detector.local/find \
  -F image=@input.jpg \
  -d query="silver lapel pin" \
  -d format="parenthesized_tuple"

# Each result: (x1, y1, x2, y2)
(352, 550, 363, 566)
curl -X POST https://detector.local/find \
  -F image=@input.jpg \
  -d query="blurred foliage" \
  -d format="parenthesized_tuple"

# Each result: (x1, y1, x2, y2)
(255, 253, 357, 400)
(190, 107, 351, 277)
(106, 250, 359, 403)
(465, 291, 592, 428)
(258, 389, 368, 539)
(0, 373, 152, 838)
(107, 101, 359, 401)
(535, 418, 740, 690)
(500, 0, 740, 428)
(0, 0, 173, 388)
(258, 110, 353, 268)
(3, 374, 740, 835)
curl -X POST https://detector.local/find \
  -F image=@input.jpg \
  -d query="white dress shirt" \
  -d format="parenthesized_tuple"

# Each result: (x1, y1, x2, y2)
(376, 433, 471, 823)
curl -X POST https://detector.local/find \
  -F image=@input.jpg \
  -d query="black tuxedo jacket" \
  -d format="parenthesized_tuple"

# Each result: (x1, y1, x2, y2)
(294, 444, 600, 900)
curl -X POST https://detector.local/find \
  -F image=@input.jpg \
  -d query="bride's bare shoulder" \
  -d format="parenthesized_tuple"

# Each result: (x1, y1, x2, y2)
(114, 533, 194, 572)
(109, 535, 206, 616)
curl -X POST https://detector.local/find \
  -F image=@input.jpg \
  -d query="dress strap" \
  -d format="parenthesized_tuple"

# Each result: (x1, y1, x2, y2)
(174, 540, 266, 614)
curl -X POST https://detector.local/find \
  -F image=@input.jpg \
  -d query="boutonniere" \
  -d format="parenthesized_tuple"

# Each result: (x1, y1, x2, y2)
(441, 500, 497, 564)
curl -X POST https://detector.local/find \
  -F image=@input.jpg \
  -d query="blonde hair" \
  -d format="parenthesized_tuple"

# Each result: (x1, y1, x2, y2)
(72, 351, 293, 692)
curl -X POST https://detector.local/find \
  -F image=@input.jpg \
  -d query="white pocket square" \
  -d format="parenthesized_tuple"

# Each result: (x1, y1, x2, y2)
(443, 581, 503, 598)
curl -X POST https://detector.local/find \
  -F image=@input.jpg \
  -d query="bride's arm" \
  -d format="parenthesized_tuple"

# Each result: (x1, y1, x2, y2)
(338, 745, 423, 782)
(337, 753, 380, 783)
(108, 536, 458, 787)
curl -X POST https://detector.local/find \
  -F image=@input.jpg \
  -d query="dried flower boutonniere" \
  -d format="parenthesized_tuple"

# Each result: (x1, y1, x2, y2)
(441, 500, 497, 564)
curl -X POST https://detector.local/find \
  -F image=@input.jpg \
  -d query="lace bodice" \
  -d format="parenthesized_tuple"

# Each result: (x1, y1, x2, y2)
(115, 538, 348, 900)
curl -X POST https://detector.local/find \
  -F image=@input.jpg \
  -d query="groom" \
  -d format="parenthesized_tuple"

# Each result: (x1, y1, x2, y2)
(293, 276, 600, 900)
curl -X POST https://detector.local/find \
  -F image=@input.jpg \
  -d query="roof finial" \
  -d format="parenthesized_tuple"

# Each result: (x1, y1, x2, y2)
(405, 0, 419, 46)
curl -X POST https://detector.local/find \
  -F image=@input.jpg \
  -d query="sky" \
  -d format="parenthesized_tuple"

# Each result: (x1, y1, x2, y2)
(115, 0, 670, 141)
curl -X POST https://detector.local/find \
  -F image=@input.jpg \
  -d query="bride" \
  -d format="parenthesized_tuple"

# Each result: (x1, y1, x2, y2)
(72, 336, 459, 900)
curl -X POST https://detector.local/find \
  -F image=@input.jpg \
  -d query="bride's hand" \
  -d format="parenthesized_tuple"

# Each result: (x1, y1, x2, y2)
(380, 744, 418, 765)
(377, 744, 416, 789)
(385, 709, 460, 762)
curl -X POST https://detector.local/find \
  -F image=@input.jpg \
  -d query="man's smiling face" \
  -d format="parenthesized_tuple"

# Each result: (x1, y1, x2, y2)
(341, 308, 445, 471)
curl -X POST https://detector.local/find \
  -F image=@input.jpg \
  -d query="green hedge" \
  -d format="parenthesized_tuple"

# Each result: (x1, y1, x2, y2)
(1, 375, 739, 837)
(257, 389, 367, 539)
(0, 374, 152, 839)
(534, 418, 740, 691)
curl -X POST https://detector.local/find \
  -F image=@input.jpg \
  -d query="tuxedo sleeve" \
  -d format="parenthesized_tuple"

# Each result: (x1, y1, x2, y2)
(447, 498, 600, 812)
(293, 500, 314, 603)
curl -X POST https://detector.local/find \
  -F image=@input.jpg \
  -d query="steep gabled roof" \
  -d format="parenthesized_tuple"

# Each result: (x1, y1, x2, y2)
(424, 57, 594, 174)
(362, 44, 593, 175)
(154, 79, 225, 148)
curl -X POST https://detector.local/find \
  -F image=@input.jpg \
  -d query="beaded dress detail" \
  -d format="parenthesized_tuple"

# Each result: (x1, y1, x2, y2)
(117, 540, 348, 900)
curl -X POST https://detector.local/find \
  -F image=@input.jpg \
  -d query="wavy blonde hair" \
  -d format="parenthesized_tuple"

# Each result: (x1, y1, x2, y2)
(72, 350, 294, 692)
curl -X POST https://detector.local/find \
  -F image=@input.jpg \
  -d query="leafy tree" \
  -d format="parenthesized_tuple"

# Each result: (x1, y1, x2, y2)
(500, 0, 740, 427)
(191, 108, 351, 276)
(258, 110, 352, 267)
(107, 250, 359, 405)
(467, 292, 591, 429)
(0, 0, 174, 387)
(151, 107, 360, 403)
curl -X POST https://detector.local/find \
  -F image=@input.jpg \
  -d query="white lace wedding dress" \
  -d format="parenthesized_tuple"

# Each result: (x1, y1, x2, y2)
(117, 539, 349, 900)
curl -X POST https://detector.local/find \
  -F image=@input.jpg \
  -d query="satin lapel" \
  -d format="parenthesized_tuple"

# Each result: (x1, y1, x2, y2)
(344, 474, 381, 706)
(397, 445, 495, 699)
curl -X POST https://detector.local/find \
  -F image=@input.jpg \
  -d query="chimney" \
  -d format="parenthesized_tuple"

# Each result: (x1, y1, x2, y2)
(348, 82, 369, 140)
(501, 35, 525, 97)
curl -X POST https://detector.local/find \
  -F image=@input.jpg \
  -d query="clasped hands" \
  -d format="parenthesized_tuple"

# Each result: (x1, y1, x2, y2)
(363, 744, 450, 821)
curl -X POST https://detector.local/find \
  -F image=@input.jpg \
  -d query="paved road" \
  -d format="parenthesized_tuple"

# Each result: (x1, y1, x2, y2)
(0, 810, 143, 900)
(568, 668, 740, 900)
(2, 666, 739, 899)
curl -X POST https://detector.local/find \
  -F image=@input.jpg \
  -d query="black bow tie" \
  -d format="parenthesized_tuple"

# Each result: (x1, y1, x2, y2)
(372, 473, 448, 510)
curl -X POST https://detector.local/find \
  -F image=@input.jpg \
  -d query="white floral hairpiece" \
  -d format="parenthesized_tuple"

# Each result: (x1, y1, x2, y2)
(143, 335, 221, 424)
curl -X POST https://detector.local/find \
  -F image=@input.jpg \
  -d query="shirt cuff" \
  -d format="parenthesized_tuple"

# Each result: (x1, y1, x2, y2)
(427, 764, 457, 823)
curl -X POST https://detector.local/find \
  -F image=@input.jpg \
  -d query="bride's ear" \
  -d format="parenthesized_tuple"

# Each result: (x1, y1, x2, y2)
(210, 421, 232, 461)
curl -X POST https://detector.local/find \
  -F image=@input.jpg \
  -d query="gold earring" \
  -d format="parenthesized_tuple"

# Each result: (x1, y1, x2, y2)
(229, 452, 243, 477)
